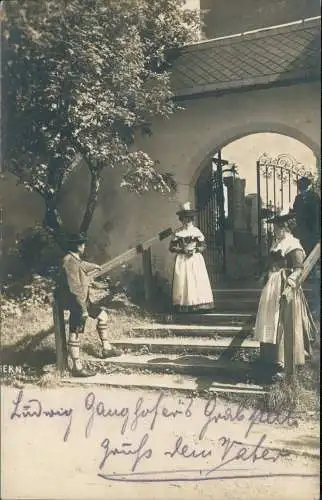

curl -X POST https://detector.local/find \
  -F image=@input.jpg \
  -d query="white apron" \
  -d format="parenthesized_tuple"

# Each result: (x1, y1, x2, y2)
(254, 234, 315, 365)
(171, 226, 214, 310)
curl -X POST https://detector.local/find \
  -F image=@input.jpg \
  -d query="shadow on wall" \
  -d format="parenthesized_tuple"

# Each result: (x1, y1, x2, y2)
(58, 161, 178, 265)
(58, 160, 115, 262)
(1, 172, 45, 256)
(2, 157, 179, 293)
(107, 264, 172, 312)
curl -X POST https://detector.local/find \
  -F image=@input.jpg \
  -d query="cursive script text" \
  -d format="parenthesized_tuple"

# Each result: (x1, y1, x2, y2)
(10, 390, 73, 441)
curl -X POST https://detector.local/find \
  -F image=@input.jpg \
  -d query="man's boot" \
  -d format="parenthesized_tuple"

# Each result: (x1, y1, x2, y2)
(68, 333, 96, 377)
(97, 309, 122, 359)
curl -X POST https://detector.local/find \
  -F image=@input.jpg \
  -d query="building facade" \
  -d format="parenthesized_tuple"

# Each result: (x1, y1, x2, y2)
(2, 9, 321, 289)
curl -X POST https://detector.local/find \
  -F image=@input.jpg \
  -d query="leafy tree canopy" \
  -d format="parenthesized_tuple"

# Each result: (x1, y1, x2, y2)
(2, 0, 199, 235)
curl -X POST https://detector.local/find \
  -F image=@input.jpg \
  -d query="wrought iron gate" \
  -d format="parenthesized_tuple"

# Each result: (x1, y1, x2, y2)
(195, 151, 226, 285)
(256, 153, 313, 262)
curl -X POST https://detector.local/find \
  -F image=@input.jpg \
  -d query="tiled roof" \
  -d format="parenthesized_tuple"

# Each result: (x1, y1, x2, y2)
(171, 17, 321, 97)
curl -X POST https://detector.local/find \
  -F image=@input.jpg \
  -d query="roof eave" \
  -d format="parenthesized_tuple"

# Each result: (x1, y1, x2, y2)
(173, 73, 321, 101)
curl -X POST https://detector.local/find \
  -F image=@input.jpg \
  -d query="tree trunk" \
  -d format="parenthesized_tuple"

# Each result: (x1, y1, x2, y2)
(43, 197, 65, 248)
(43, 201, 63, 232)
(80, 171, 101, 234)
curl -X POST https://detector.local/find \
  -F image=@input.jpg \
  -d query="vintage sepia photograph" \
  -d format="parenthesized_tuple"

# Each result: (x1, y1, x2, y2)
(0, 1, 320, 499)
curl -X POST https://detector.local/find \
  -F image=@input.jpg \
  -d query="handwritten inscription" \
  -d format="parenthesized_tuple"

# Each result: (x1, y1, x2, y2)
(97, 432, 290, 477)
(199, 398, 246, 440)
(213, 433, 290, 472)
(84, 391, 194, 438)
(8, 389, 300, 482)
(100, 433, 152, 472)
(165, 436, 212, 460)
(10, 390, 73, 441)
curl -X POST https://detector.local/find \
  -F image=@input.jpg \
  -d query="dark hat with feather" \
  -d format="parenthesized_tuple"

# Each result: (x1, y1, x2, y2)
(176, 201, 198, 217)
(267, 209, 296, 226)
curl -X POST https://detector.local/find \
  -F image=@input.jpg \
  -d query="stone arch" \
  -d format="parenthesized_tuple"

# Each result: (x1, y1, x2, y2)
(189, 122, 321, 192)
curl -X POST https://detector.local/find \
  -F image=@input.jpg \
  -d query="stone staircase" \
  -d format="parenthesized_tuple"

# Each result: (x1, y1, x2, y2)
(65, 287, 316, 395)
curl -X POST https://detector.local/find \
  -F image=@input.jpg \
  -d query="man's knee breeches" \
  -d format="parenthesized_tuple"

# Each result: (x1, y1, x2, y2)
(68, 302, 108, 335)
(69, 307, 86, 334)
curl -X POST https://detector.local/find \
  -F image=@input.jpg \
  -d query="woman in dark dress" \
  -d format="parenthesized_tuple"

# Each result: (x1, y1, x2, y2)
(254, 213, 316, 380)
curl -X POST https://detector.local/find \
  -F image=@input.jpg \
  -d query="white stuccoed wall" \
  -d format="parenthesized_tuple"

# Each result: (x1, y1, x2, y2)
(184, 0, 200, 9)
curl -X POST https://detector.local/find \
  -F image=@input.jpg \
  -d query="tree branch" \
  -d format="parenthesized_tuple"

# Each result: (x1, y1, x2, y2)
(79, 168, 102, 234)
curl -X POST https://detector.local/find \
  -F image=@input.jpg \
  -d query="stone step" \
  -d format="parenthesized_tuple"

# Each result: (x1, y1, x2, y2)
(168, 312, 255, 326)
(214, 298, 258, 304)
(213, 298, 259, 312)
(213, 306, 258, 313)
(211, 288, 314, 301)
(130, 324, 254, 338)
(112, 336, 259, 354)
(85, 352, 255, 379)
(212, 287, 314, 294)
(213, 289, 261, 296)
(62, 372, 267, 394)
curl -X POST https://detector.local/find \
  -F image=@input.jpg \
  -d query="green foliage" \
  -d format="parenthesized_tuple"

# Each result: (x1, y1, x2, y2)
(3, 0, 199, 233)
(8, 225, 62, 277)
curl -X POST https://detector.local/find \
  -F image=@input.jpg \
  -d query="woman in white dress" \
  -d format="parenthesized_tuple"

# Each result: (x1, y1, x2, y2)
(254, 212, 316, 381)
(169, 202, 214, 312)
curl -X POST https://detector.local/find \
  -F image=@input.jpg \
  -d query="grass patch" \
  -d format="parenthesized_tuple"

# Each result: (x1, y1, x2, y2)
(265, 361, 320, 419)
(0, 296, 153, 384)
(216, 357, 320, 420)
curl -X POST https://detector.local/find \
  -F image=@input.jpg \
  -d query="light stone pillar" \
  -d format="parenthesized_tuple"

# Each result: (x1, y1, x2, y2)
(223, 176, 247, 230)
(233, 178, 246, 230)
(245, 193, 259, 236)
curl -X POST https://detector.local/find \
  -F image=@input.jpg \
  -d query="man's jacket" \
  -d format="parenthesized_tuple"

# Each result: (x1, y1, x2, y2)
(292, 189, 321, 251)
(55, 252, 98, 313)
(293, 189, 321, 234)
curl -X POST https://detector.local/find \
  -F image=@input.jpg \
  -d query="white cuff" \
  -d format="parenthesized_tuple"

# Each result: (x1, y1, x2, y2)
(287, 277, 297, 288)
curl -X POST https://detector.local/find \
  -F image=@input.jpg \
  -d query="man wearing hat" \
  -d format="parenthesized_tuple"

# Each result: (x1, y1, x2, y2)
(292, 176, 320, 255)
(55, 233, 121, 377)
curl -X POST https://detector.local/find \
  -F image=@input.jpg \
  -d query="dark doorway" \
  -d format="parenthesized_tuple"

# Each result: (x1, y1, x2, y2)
(195, 151, 228, 285)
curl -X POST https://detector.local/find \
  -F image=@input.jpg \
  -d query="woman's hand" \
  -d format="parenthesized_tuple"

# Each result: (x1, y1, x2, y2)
(258, 274, 266, 285)
(90, 281, 107, 290)
(196, 244, 206, 254)
(282, 286, 293, 301)
(185, 247, 196, 257)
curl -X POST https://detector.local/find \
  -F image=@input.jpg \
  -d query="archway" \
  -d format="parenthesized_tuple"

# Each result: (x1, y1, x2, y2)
(190, 124, 320, 189)
(193, 131, 319, 285)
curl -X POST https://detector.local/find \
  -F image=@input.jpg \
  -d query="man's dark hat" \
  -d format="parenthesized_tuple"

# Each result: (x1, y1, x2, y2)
(176, 201, 198, 217)
(67, 232, 87, 244)
(297, 176, 311, 187)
